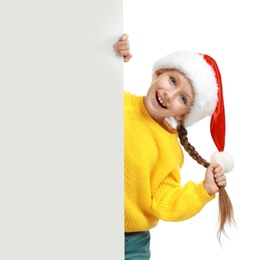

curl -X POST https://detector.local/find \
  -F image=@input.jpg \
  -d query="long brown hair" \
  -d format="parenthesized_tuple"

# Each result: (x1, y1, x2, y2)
(177, 123, 235, 244)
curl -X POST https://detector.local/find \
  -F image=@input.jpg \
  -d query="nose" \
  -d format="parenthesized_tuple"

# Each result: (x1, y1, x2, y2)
(164, 90, 174, 102)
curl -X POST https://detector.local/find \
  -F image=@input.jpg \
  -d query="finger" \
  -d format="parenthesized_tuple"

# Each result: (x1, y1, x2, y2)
(120, 33, 129, 41)
(115, 39, 129, 46)
(210, 162, 220, 168)
(215, 174, 226, 182)
(114, 44, 130, 56)
(213, 163, 222, 173)
(217, 181, 227, 187)
(124, 54, 133, 62)
(117, 50, 131, 58)
(210, 163, 221, 174)
(114, 38, 128, 47)
(215, 175, 226, 186)
(207, 163, 215, 172)
(213, 170, 224, 179)
(115, 44, 130, 51)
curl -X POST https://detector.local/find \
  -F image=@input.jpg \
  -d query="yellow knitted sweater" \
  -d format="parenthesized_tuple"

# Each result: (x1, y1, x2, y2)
(124, 91, 215, 232)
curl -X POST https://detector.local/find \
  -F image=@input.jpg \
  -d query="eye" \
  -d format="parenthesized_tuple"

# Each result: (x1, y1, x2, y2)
(180, 95, 187, 104)
(170, 77, 176, 85)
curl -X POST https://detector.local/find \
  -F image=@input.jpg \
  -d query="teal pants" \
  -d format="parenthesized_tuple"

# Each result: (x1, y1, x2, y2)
(124, 231, 151, 260)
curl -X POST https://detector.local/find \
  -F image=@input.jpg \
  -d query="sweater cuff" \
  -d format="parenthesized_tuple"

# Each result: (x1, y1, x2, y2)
(196, 181, 216, 202)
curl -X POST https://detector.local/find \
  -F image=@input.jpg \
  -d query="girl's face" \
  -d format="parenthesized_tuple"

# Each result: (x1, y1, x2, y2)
(144, 69, 194, 126)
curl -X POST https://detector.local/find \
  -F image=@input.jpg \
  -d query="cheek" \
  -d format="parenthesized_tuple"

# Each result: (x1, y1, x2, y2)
(146, 87, 156, 101)
(173, 100, 189, 115)
(172, 102, 183, 114)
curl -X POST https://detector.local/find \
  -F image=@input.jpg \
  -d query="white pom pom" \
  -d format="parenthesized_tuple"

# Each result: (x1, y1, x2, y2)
(210, 151, 234, 173)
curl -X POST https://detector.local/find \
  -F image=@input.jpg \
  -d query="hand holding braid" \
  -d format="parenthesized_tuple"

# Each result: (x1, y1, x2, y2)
(177, 124, 235, 243)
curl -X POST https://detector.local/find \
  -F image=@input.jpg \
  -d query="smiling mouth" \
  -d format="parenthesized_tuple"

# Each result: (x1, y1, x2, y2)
(156, 92, 167, 109)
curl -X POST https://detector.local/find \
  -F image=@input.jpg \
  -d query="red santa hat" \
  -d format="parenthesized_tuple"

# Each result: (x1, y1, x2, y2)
(152, 51, 234, 173)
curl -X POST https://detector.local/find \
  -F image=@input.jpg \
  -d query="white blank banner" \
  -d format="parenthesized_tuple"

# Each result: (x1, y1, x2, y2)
(0, 1, 123, 259)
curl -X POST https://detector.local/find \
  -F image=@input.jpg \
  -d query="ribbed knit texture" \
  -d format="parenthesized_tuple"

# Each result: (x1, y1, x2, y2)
(124, 91, 215, 232)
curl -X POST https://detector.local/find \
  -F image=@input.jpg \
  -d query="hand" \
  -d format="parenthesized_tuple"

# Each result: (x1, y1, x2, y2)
(203, 163, 227, 196)
(114, 33, 132, 62)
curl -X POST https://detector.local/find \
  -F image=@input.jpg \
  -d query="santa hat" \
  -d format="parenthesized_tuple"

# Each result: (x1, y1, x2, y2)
(152, 51, 234, 173)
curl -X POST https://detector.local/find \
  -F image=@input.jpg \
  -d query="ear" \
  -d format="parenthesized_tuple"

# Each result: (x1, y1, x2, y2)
(175, 114, 186, 121)
(152, 69, 166, 81)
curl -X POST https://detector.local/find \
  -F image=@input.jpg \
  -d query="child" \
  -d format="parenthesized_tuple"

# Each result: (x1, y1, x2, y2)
(115, 34, 234, 260)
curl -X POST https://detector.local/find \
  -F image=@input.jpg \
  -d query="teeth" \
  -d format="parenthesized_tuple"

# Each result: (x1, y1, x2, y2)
(157, 93, 167, 108)
(158, 95, 163, 105)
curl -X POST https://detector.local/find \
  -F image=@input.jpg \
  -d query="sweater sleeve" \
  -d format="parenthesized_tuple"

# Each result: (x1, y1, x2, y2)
(151, 173, 215, 222)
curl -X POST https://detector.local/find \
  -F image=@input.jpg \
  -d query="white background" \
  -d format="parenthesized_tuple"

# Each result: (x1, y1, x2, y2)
(124, 0, 273, 259)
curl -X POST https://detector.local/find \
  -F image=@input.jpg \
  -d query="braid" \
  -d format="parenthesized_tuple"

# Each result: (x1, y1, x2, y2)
(177, 123, 235, 244)
(177, 124, 209, 168)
